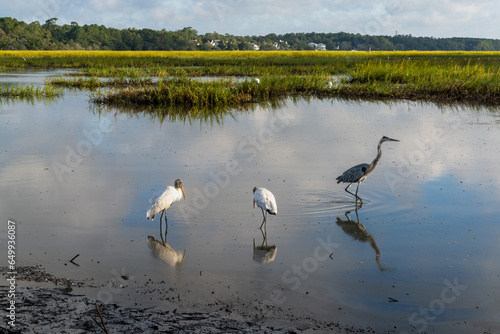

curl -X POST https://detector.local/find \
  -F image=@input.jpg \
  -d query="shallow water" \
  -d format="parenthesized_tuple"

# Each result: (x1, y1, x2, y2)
(1, 71, 500, 333)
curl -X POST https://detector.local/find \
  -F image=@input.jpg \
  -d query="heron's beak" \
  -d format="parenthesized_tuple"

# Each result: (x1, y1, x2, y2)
(389, 138, 400, 142)
(181, 186, 186, 200)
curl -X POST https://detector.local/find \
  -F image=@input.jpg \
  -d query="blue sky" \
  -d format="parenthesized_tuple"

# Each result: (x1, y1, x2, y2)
(1, 0, 498, 39)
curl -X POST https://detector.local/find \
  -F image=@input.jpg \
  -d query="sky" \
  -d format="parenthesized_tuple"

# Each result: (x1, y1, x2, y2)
(1, 0, 498, 39)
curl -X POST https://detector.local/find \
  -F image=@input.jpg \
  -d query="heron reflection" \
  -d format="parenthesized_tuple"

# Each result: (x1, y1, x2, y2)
(147, 235, 186, 267)
(253, 227, 277, 264)
(335, 204, 389, 271)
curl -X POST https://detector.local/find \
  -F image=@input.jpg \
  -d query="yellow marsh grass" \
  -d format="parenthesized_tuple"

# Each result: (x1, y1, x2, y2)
(2, 50, 500, 60)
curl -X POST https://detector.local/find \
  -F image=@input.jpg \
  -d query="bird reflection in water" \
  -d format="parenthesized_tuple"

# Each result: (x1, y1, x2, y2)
(253, 226, 277, 264)
(147, 235, 186, 267)
(335, 204, 390, 271)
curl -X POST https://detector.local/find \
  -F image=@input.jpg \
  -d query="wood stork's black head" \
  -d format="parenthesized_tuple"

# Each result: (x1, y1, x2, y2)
(253, 187, 258, 193)
(174, 179, 185, 199)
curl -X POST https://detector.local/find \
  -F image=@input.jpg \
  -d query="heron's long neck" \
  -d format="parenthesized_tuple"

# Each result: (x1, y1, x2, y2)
(368, 142, 383, 173)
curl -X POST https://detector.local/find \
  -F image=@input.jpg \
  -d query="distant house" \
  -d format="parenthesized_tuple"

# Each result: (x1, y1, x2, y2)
(251, 43, 260, 51)
(207, 40, 221, 47)
(307, 42, 317, 49)
(307, 42, 327, 51)
(317, 43, 326, 51)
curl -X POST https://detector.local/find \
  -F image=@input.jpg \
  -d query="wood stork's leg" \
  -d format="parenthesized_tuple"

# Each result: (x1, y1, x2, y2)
(259, 209, 267, 229)
(259, 227, 267, 245)
(159, 210, 166, 245)
(163, 212, 168, 244)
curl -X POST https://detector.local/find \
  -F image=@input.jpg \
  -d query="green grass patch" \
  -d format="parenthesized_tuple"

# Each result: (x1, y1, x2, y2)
(47, 76, 155, 88)
(0, 84, 63, 99)
(91, 76, 333, 110)
(332, 60, 500, 104)
(4, 51, 500, 106)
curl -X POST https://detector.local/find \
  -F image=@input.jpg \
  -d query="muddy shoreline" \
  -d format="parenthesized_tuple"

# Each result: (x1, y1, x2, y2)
(0, 266, 354, 333)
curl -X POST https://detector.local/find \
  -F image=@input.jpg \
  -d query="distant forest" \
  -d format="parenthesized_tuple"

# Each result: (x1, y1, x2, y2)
(1, 17, 500, 52)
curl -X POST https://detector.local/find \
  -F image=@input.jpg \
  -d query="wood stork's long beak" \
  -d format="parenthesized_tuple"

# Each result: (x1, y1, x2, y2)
(181, 186, 186, 200)
(253, 199, 255, 209)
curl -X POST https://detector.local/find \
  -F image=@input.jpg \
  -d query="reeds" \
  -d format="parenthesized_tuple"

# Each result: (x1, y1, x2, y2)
(91, 75, 333, 110)
(4, 50, 500, 106)
(47, 76, 155, 88)
(0, 84, 63, 98)
(333, 60, 500, 103)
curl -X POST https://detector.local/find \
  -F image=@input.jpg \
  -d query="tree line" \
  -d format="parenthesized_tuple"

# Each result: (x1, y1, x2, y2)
(1, 17, 500, 52)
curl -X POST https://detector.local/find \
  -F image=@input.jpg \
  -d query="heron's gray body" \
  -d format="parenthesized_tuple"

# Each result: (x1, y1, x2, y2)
(336, 163, 371, 184)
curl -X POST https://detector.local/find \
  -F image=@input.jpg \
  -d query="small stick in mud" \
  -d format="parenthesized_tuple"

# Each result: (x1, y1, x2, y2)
(91, 302, 110, 334)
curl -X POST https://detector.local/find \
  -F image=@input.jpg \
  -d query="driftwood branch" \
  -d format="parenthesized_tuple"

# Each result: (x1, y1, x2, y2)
(91, 302, 110, 334)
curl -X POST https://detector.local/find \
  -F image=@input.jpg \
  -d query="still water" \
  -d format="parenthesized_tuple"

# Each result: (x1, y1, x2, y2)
(1, 70, 500, 333)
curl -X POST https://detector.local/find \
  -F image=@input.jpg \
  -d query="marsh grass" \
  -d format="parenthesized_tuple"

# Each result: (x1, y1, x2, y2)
(47, 76, 155, 88)
(91, 75, 334, 110)
(334, 60, 500, 103)
(4, 50, 500, 106)
(0, 84, 63, 99)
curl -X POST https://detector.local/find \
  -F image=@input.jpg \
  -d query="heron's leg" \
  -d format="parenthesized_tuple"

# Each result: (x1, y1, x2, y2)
(344, 182, 358, 199)
(355, 182, 363, 203)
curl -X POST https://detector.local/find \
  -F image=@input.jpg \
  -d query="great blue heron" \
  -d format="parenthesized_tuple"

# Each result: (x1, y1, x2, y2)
(146, 179, 185, 244)
(253, 187, 277, 229)
(336, 136, 399, 202)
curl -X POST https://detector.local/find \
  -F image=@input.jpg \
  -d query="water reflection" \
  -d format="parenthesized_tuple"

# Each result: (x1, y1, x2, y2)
(4, 67, 500, 333)
(253, 227, 277, 264)
(91, 99, 288, 125)
(0, 94, 61, 106)
(335, 204, 390, 271)
(147, 235, 186, 267)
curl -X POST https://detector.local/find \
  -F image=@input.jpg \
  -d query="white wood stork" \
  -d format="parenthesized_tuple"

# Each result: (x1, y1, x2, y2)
(253, 187, 277, 229)
(146, 179, 185, 244)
